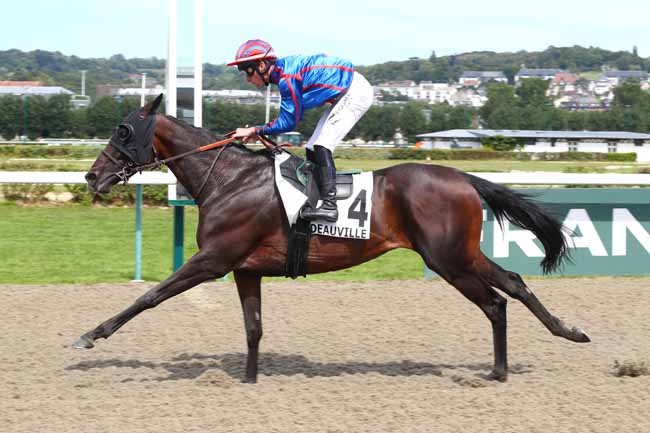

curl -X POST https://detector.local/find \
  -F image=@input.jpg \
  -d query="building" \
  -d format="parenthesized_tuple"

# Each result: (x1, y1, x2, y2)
(0, 81, 43, 87)
(459, 71, 507, 87)
(547, 72, 580, 97)
(106, 84, 281, 108)
(448, 89, 487, 108)
(0, 85, 73, 98)
(416, 129, 650, 161)
(373, 80, 478, 105)
(417, 82, 458, 104)
(600, 70, 648, 86)
(515, 68, 566, 83)
(374, 80, 419, 100)
(557, 95, 607, 111)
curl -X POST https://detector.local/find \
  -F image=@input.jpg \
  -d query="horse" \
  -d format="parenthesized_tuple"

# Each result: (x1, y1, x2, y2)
(74, 94, 590, 383)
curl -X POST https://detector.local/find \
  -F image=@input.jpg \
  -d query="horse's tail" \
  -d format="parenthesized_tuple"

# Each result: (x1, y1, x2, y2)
(463, 173, 570, 274)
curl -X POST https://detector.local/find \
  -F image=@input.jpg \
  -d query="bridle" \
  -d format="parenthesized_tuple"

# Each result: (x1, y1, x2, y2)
(103, 113, 283, 201)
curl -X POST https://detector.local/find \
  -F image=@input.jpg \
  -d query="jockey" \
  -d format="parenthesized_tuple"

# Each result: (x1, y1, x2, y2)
(228, 39, 374, 222)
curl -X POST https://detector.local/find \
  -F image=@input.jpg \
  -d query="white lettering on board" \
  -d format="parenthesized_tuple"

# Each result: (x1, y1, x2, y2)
(563, 209, 608, 256)
(493, 220, 545, 258)
(612, 208, 650, 256)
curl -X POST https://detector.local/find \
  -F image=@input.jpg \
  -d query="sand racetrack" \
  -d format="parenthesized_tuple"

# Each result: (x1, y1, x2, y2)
(1, 277, 649, 433)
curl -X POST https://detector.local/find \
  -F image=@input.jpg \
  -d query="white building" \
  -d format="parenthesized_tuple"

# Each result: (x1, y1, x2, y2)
(515, 68, 565, 83)
(416, 129, 650, 161)
(459, 71, 508, 87)
(113, 85, 280, 108)
(374, 80, 419, 100)
(0, 86, 74, 98)
(417, 82, 458, 104)
(374, 80, 471, 105)
(449, 89, 487, 107)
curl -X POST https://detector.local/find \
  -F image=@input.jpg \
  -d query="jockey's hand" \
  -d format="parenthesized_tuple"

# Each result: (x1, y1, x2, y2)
(232, 127, 257, 143)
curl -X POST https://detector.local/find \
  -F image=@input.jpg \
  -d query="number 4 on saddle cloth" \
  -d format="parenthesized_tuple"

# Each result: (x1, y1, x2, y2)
(273, 151, 374, 278)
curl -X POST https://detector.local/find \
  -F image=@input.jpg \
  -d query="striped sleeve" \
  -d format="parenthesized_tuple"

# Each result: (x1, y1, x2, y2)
(257, 75, 303, 135)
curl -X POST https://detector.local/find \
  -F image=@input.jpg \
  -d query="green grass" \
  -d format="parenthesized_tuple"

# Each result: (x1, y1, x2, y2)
(578, 71, 602, 81)
(0, 202, 424, 284)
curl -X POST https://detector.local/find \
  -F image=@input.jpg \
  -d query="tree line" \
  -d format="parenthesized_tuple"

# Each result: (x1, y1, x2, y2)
(3, 46, 648, 99)
(0, 95, 475, 143)
(355, 46, 649, 84)
(480, 80, 650, 132)
(1, 80, 648, 143)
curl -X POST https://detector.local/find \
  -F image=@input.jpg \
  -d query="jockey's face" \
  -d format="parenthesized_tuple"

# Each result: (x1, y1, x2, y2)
(243, 61, 268, 88)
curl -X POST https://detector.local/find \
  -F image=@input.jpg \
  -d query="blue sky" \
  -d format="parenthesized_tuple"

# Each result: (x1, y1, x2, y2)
(1, 0, 647, 66)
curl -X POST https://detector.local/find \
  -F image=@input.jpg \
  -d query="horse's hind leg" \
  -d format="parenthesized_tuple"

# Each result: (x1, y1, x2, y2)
(443, 271, 510, 381)
(234, 271, 263, 384)
(72, 251, 223, 349)
(483, 258, 590, 343)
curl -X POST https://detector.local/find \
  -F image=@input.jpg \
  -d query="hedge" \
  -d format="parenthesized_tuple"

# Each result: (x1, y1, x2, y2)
(387, 148, 637, 162)
(1, 183, 169, 206)
(0, 144, 638, 163)
(0, 145, 102, 159)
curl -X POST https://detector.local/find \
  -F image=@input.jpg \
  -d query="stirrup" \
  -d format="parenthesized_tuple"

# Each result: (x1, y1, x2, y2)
(300, 202, 338, 222)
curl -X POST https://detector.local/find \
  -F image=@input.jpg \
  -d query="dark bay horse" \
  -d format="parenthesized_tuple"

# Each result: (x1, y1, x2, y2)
(75, 95, 589, 383)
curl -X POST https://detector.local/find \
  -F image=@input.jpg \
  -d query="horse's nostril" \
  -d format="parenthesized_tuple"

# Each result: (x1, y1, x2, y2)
(85, 172, 97, 183)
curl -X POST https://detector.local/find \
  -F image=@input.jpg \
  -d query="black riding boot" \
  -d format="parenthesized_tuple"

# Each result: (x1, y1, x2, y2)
(300, 145, 338, 222)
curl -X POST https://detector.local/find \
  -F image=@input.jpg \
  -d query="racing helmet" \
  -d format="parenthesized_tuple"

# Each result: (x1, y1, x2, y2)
(227, 39, 276, 67)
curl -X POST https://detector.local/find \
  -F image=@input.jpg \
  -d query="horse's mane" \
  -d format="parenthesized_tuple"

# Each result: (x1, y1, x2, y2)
(162, 114, 274, 159)
(163, 114, 218, 142)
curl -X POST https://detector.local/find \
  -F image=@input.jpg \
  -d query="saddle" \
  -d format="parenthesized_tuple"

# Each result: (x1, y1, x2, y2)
(279, 154, 354, 208)
(278, 152, 357, 279)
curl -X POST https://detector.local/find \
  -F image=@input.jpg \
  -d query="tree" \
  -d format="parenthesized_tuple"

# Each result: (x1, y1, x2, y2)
(69, 108, 88, 138)
(486, 105, 519, 129)
(399, 101, 428, 143)
(0, 96, 22, 139)
(87, 96, 120, 138)
(518, 106, 546, 130)
(481, 135, 519, 151)
(613, 82, 645, 107)
(480, 83, 518, 128)
(24, 96, 47, 139)
(44, 94, 72, 137)
(516, 78, 549, 107)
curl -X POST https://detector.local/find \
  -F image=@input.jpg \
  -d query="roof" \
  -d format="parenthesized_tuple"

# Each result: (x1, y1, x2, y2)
(517, 68, 565, 76)
(460, 71, 506, 79)
(602, 70, 648, 78)
(0, 86, 73, 96)
(0, 81, 43, 87)
(417, 129, 650, 140)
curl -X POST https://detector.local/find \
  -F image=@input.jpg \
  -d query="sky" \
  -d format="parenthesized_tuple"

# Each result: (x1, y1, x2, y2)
(1, 0, 648, 66)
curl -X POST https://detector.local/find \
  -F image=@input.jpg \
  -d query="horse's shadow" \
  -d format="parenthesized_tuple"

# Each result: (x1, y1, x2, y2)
(66, 352, 533, 382)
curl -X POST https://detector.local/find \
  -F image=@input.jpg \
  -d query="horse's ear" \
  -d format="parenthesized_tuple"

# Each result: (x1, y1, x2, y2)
(143, 94, 164, 116)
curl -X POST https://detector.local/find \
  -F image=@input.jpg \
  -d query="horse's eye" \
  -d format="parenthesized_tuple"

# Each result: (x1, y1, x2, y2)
(117, 125, 133, 141)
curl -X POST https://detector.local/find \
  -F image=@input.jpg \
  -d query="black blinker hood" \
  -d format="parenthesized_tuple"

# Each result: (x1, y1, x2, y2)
(109, 110, 156, 165)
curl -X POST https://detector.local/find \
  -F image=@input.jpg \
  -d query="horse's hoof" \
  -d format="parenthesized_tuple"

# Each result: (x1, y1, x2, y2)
(71, 335, 95, 349)
(487, 370, 508, 382)
(572, 327, 591, 343)
(242, 377, 257, 384)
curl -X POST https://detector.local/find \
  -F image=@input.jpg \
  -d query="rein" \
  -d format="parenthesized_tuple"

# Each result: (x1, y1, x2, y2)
(105, 122, 284, 202)
(139, 136, 238, 172)
(104, 135, 238, 185)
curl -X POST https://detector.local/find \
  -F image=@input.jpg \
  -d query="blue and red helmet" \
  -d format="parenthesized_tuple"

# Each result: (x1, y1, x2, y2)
(227, 39, 276, 67)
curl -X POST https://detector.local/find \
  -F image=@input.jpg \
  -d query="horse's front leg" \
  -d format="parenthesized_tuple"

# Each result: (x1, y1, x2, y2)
(72, 251, 225, 349)
(234, 271, 263, 383)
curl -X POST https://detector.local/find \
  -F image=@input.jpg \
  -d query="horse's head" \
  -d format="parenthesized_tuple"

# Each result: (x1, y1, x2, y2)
(85, 94, 163, 193)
